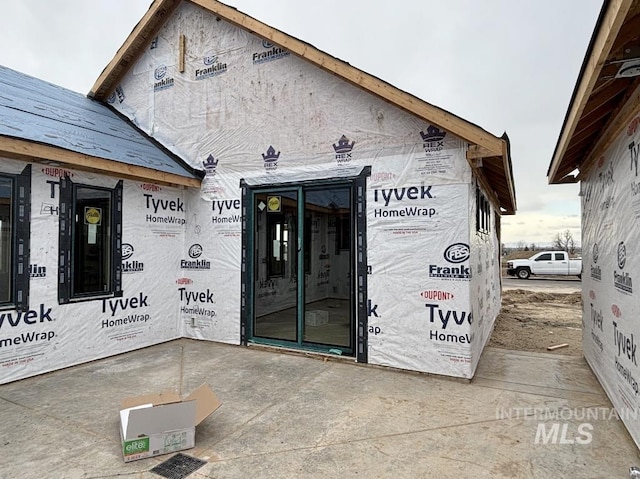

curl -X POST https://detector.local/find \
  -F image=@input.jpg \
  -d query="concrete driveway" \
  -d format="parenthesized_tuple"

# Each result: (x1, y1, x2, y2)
(0, 339, 638, 478)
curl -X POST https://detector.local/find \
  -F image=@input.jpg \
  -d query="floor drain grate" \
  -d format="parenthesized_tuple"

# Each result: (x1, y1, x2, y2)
(150, 453, 207, 479)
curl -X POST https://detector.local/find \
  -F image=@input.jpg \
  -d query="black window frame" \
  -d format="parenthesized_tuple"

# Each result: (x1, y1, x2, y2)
(58, 175, 123, 304)
(475, 186, 491, 235)
(0, 165, 31, 312)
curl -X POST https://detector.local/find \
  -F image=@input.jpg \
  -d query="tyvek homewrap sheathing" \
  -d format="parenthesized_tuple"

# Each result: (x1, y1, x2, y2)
(0, 157, 184, 384)
(102, 1, 501, 379)
(581, 110, 640, 448)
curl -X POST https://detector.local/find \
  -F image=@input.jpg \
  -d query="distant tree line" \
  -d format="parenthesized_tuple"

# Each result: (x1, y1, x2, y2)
(502, 229, 580, 256)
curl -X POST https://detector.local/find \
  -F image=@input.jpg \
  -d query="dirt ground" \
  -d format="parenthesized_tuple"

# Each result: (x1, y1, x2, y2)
(489, 289, 583, 356)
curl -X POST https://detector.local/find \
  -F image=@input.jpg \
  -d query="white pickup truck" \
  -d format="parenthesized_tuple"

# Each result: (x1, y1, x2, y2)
(506, 251, 582, 279)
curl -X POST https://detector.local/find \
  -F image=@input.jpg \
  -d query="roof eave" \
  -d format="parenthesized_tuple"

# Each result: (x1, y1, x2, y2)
(548, 0, 632, 184)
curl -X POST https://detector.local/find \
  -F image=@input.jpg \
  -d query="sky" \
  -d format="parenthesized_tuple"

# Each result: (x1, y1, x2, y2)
(0, 0, 603, 247)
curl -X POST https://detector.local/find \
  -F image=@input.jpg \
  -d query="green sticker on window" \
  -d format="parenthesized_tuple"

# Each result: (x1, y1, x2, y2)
(123, 437, 150, 456)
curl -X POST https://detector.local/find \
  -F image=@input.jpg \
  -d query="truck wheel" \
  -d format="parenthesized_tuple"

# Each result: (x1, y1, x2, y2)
(517, 268, 530, 279)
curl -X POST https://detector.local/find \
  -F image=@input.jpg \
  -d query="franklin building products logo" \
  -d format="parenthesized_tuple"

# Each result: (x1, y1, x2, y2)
(195, 54, 227, 80)
(181, 244, 211, 270)
(614, 241, 633, 294)
(590, 243, 601, 281)
(253, 40, 290, 64)
(29, 264, 46, 279)
(121, 243, 144, 274)
(262, 146, 280, 171)
(333, 135, 355, 164)
(429, 243, 471, 280)
(420, 125, 447, 153)
(153, 64, 174, 92)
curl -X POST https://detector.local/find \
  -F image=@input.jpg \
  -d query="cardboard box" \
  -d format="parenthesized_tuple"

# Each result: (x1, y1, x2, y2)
(119, 383, 221, 462)
(305, 310, 329, 326)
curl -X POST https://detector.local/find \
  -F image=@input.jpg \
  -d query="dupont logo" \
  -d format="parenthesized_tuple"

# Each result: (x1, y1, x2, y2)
(589, 290, 596, 300)
(176, 278, 193, 285)
(614, 241, 633, 294)
(153, 64, 174, 91)
(612, 304, 622, 318)
(628, 116, 640, 136)
(429, 243, 471, 280)
(122, 243, 144, 274)
(444, 243, 470, 264)
(139, 183, 161, 192)
(181, 244, 210, 270)
(420, 290, 454, 300)
(123, 438, 149, 456)
(41, 167, 73, 178)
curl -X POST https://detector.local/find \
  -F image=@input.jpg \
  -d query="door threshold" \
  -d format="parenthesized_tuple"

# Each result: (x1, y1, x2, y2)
(246, 342, 356, 364)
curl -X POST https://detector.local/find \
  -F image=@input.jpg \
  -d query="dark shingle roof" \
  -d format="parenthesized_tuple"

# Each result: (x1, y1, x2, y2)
(0, 65, 198, 179)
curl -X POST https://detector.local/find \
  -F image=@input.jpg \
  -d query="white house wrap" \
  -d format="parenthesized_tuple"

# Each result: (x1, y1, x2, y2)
(0, 0, 516, 384)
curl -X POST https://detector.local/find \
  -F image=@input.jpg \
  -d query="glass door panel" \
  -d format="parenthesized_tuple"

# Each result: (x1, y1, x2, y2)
(253, 191, 298, 341)
(303, 187, 352, 349)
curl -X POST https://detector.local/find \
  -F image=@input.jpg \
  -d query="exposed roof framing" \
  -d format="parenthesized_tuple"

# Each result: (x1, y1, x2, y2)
(549, 0, 640, 184)
(90, 0, 516, 214)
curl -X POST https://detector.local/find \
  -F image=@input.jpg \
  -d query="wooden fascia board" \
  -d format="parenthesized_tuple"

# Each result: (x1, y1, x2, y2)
(501, 139, 516, 214)
(549, 0, 632, 183)
(89, 0, 181, 100)
(577, 80, 640, 181)
(186, 0, 503, 157)
(0, 136, 200, 188)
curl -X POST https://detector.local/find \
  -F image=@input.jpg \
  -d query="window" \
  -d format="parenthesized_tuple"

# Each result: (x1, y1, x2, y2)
(476, 187, 491, 235)
(0, 165, 31, 311)
(58, 176, 122, 303)
(554, 253, 565, 261)
(536, 253, 552, 261)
